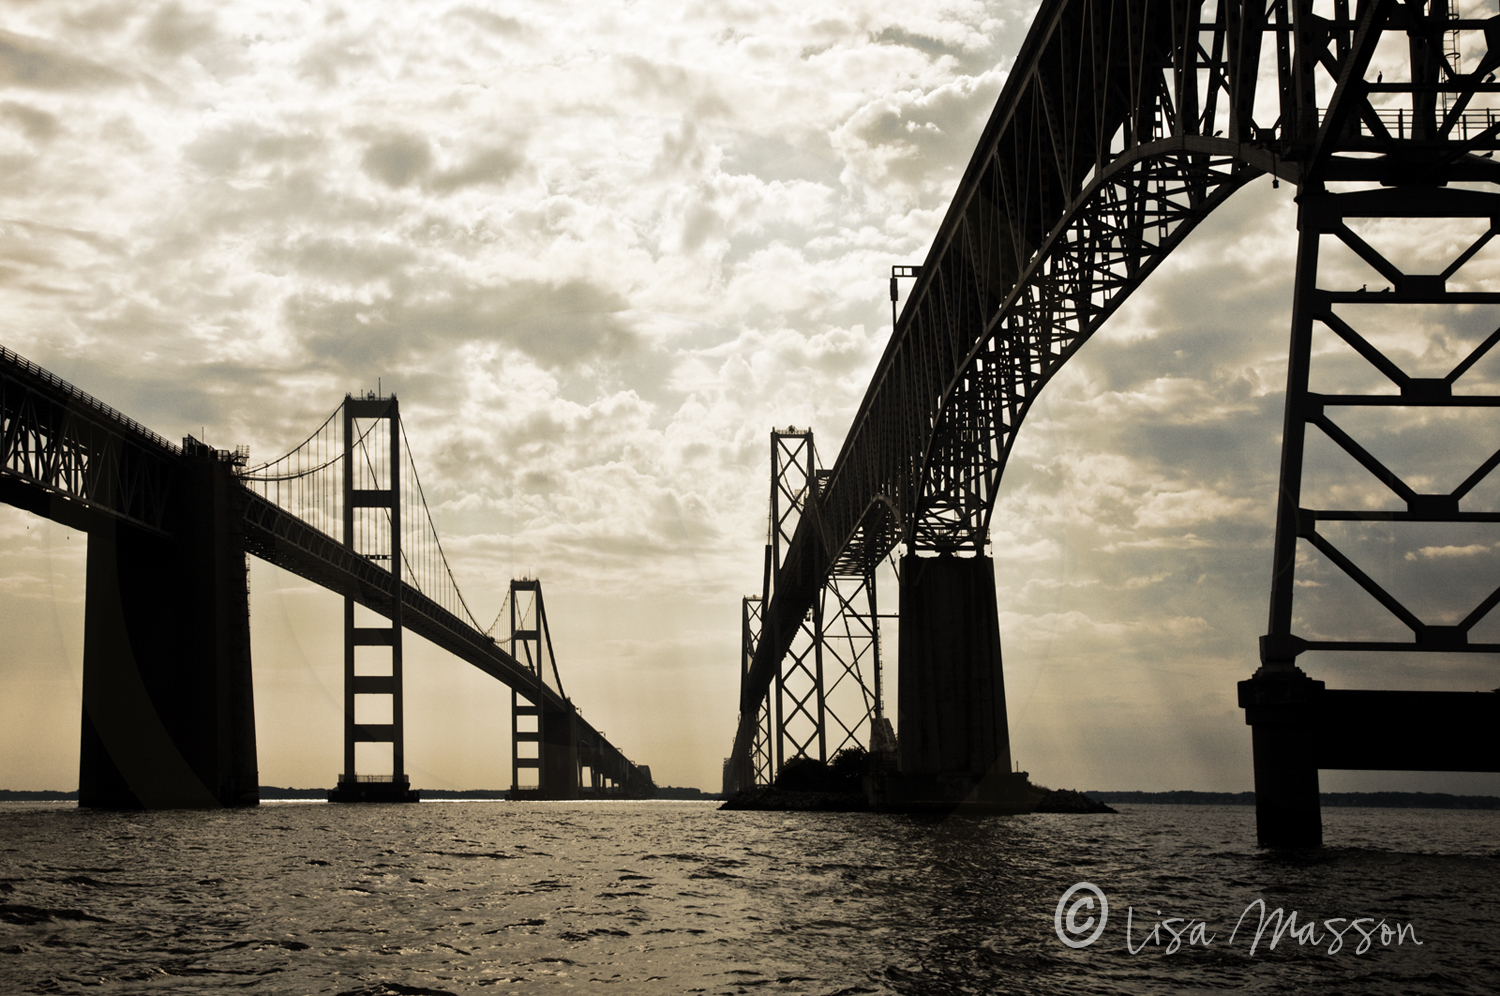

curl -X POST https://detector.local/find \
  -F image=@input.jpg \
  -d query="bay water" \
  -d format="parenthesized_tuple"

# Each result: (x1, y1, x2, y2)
(1, 800, 1496, 994)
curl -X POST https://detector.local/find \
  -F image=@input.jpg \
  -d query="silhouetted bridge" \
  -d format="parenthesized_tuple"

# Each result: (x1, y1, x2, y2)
(729, 0, 1500, 845)
(0, 345, 653, 806)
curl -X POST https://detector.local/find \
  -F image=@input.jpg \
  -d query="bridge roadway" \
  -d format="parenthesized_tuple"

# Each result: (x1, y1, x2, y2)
(239, 489, 644, 790)
(0, 343, 651, 803)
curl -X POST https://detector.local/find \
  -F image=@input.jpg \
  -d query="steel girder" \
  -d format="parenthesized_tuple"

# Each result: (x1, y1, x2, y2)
(1260, 0, 1500, 667)
(1, 345, 176, 534)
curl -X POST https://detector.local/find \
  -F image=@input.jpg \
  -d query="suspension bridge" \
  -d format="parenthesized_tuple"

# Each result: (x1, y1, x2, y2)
(727, 0, 1500, 845)
(0, 345, 653, 806)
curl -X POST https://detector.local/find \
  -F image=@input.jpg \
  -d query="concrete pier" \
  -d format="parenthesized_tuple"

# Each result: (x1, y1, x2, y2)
(79, 448, 258, 808)
(540, 702, 581, 800)
(1240, 677, 1500, 846)
(882, 552, 1027, 812)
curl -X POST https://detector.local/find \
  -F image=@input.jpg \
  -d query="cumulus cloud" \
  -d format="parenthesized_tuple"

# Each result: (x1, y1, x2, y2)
(362, 133, 433, 188)
(0, 28, 130, 90)
(833, 69, 1007, 191)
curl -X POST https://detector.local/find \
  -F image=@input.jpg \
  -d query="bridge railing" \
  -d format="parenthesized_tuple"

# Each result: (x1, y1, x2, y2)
(0, 345, 179, 457)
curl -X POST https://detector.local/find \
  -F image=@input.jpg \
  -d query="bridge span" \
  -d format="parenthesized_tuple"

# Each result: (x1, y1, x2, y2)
(729, 0, 1500, 844)
(0, 344, 653, 807)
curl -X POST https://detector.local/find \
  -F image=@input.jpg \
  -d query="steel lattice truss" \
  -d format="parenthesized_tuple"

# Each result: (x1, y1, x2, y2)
(1, 345, 176, 533)
(758, 430, 885, 777)
(738, 596, 774, 786)
(731, 0, 1500, 784)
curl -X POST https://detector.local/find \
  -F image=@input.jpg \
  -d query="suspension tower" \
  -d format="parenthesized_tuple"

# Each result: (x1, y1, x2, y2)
(329, 393, 417, 802)
(507, 578, 581, 800)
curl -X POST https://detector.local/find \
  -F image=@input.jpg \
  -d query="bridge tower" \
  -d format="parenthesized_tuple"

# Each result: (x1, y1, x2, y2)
(766, 430, 827, 772)
(507, 578, 580, 800)
(329, 393, 417, 802)
(1233, 0, 1500, 847)
(728, 430, 885, 792)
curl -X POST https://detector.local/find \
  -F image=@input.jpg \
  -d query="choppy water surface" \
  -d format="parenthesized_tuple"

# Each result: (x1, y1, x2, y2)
(1, 800, 1496, 994)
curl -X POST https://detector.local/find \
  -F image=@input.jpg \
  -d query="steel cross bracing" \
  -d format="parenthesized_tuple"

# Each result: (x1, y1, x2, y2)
(1260, 0, 1500, 667)
(767, 431, 828, 770)
(737, 430, 883, 787)
(731, 0, 1500, 781)
(739, 596, 774, 786)
(1, 345, 178, 534)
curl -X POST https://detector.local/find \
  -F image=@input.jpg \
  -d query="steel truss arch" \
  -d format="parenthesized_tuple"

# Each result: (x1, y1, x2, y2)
(731, 0, 1500, 791)
(733, 0, 1300, 781)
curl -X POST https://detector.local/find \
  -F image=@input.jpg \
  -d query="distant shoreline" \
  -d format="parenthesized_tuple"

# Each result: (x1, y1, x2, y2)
(0, 786, 722, 803)
(4, 787, 1497, 809)
(1089, 790, 1500, 810)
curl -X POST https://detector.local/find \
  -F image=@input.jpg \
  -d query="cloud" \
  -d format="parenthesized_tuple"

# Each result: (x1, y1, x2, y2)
(445, 7, 531, 38)
(833, 69, 1006, 191)
(0, 28, 131, 90)
(427, 145, 524, 193)
(289, 277, 637, 373)
(0, 100, 60, 141)
(362, 133, 433, 188)
(139, 2, 218, 58)
(1405, 543, 1493, 560)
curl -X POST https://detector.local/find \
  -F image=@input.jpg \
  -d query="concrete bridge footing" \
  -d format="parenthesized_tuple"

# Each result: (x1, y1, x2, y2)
(1240, 677, 1500, 847)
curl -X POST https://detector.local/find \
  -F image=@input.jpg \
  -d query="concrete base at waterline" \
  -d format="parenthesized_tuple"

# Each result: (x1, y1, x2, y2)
(869, 768, 1033, 815)
(1240, 675, 1500, 847)
(327, 777, 420, 803)
(884, 553, 1024, 814)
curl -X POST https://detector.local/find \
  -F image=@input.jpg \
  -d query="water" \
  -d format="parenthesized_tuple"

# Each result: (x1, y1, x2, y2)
(1, 800, 1496, 994)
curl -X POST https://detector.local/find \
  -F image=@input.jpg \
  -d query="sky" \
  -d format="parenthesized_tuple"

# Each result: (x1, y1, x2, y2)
(2, 0, 1499, 797)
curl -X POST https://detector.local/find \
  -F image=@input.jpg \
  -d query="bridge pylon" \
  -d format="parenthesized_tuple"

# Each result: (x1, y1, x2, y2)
(1236, 0, 1500, 847)
(506, 578, 581, 800)
(726, 430, 885, 794)
(329, 393, 417, 803)
(1244, 191, 1500, 844)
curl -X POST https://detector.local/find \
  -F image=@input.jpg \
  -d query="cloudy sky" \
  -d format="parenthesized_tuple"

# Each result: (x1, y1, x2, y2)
(3, 0, 1499, 797)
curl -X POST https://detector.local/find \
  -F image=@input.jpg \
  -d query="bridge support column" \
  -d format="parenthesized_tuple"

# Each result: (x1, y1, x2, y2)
(541, 702, 581, 800)
(882, 552, 1027, 812)
(79, 446, 258, 808)
(1238, 675, 1323, 848)
(1248, 184, 1500, 844)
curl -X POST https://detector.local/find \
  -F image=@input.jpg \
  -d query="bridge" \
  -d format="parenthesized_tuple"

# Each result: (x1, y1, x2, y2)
(0, 344, 653, 807)
(727, 0, 1500, 845)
